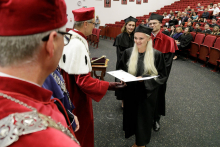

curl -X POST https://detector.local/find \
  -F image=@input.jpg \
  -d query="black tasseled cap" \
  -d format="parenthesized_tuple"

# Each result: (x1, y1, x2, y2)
(149, 13, 164, 23)
(135, 25, 153, 36)
(124, 16, 138, 23)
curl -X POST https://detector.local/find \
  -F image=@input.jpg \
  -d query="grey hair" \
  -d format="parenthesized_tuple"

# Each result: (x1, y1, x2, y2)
(73, 19, 94, 28)
(0, 26, 66, 67)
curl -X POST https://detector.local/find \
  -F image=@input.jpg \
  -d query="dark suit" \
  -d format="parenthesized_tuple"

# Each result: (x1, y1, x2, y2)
(201, 12, 209, 19)
(202, 29, 212, 34)
(182, 16, 188, 23)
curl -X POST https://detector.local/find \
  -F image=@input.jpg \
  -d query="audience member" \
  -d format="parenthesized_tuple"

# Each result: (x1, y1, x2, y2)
(186, 6, 191, 11)
(202, 24, 212, 34)
(177, 11, 182, 18)
(169, 15, 178, 26)
(212, 4, 219, 18)
(141, 20, 145, 25)
(162, 25, 170, 36)
(95, 15, 101, 29)
(168, 10, 173, 18)
(210, 3, 214, 8)
(191, 12, 199, 22)
(163, 12, 170, 19)
(208, 5, 214, 11)
(196, 3, 201, 8)
(218, 3, 220, 8)
(211, 26, 220, 35)
(145, 18, 149, 27)
(209, 18, 219, 28)
(193, 23, 202, 33)
(198, 6, 205, 11)
(187, 21, 194, 32)
(198, 17, 207, 23)
(201, 8, 210, 20)
(169, 25, 176, 37)
(181, 12, 188, 23)
(189, 9, 195, 17)
(173, 26, 183, 60)
(175, 27, 193, 59)
(180, 22, 185, 30)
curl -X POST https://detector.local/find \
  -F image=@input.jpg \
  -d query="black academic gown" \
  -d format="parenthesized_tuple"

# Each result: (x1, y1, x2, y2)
(162, 30, 170, 36)
(113, 32, 134, 100)
(179, 33, 193, 50)
(119, 48, 167, 146)
(187, 26, 194, 32)
(193, 28, 202, 33)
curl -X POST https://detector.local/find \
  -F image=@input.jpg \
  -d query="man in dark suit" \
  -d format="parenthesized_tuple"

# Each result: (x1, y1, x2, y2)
(201, 8, 210, 20)
(187, 21, 194, 32)
(181, 12, 188, 23)
(208, 18, 219, 28)
(144, 18, 149, 27)
(193, 23, 202, 33)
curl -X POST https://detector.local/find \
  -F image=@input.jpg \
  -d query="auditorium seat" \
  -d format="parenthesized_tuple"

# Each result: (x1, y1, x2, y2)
(198, 35, 216, 66)
(90, 28, 97, 45)
(190, 32, 196, 40)
(208, 37, 220, 71)
(93, 29, 102, 49)
(190, 33, 205, 62)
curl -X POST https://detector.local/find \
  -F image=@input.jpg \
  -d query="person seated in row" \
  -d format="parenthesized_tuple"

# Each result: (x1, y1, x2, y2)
(180, 22, 185, 30)
(209, 18, 219, 28)
(198, 6, 205, 11)
(196, 3, 201, 8)
(163, 12, 170, 19)
(172, 27, 183, 60)
(174, 27, 193, 60)
(201, 8, 210, 21)
(202, 23, 212, 34)
(177, 11, 182, 18)
(189, 9, 195, 17)
(186, 6, 191, 11)
(187, 21, 194, 32)
(198, 17, 207, 23)
(169, 15, 178, 26)
(208, 5, 213, 11)
(193, 23, 202, 33)
(210, 3, 214, 9)
(162, 25, 170, 36)
(169, 25, 176, 37)
(218, 3, 220, 8)
(141, 20, 145, 25)
(145, 18, 149, 27)
(167, 10, 173, 18)
(191, 12, 199, 22)
(212, 4, 219, 18)
(211, 26, 220, 35)
(181, 12, 188, 23)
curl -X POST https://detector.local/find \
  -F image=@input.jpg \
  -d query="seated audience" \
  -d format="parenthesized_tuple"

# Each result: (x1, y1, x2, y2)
(162, 25, 170, 36)
(172, 26, 183, 41)
(189, 9, 195, 17)
(168, 10, 173, 18)
(193, 23, 202, 33)
(187, 21, 194, 32)
(174, 27, 193, 60)
(191, 12, 199, 22)
(145, 18, 149, 27)
(141, 20, 145, 25)
(186, 6, 191, 11)
(210, 3, 214, 8)
(177, 11, 182, 18)
(211, 26, 220, 35)
(201, 8, 210, 20)
(198, 17, 207, 23)
(208, 5, 214, 11)
(196, 3, 201, 8)
(212, 4, 219, 18)
(169, 25, 176, 37)
(180, 22, 185, 30)
(163, 12, 170, 19)
(202, 24, 212, 34)
(181, 12, 188, 23)
(169, 15, 178, 26)
(218, 3, 220, 8)
(198, 6, 205, 11)
(209, 18, 219, 28)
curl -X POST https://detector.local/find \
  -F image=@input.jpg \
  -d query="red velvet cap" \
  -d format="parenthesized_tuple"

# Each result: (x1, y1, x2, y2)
(72, 7, 95, 21)
(0, 0, 67, 36)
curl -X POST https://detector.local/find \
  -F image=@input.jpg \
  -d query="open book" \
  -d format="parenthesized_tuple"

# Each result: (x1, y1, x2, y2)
(107, 70, 158, 82)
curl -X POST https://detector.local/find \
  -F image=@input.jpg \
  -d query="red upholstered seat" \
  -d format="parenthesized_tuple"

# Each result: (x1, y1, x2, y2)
(198, 35, 216, 66)
(208, 37, 220, 71)
(90, 28, 97, 45)
(93, 29, 102, 49)
(190, 33, 205, 62)
(190, 32, 196, 40)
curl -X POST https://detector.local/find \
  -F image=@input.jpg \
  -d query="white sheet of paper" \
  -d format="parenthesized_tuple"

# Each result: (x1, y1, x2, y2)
(107, 70, 158, 82)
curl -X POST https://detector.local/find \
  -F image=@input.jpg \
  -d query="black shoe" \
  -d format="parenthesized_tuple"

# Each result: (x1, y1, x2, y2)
(153, 121, 160, 132)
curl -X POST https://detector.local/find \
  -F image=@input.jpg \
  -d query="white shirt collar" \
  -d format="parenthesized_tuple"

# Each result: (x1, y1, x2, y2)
(0, 72, 40, 87)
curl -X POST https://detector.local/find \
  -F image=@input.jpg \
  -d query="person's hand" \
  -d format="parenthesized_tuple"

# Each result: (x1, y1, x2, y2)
(137, 76, 143, 82)
(108, 82, 127, 91)
(74, 115, 80, 132)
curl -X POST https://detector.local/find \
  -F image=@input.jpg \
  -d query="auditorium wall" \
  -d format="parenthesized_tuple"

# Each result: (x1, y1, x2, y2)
(65, 0, 180, 28)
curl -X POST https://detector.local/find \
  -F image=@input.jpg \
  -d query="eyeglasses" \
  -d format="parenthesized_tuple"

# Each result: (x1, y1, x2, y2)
(42, 31, 72, 46)
(88, 22, 96, 25)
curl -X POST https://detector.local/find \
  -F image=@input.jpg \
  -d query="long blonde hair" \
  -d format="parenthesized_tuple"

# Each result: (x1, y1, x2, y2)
(127, 34, 158, 76)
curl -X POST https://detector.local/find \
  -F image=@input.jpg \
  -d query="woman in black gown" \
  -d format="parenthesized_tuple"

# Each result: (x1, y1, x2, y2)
(113, 16, 137, 107)
(118, 25, 167, 147)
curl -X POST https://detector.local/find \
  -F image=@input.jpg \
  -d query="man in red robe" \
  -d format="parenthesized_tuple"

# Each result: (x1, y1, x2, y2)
(59, 7, 126, 147)
(149, 13, 178, 132)
(0, 0, 80, 146)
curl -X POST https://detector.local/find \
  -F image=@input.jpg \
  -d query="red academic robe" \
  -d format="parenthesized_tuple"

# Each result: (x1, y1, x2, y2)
(151, 31, 178, 116)
(61, 30, 110, 147)
(0, 77, 80, 147)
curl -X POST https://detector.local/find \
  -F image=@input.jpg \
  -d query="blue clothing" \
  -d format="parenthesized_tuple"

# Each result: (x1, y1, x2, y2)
(192, 15, 198, 20)
(42, 69, 76, 130)
(172, 32, 183, 40)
